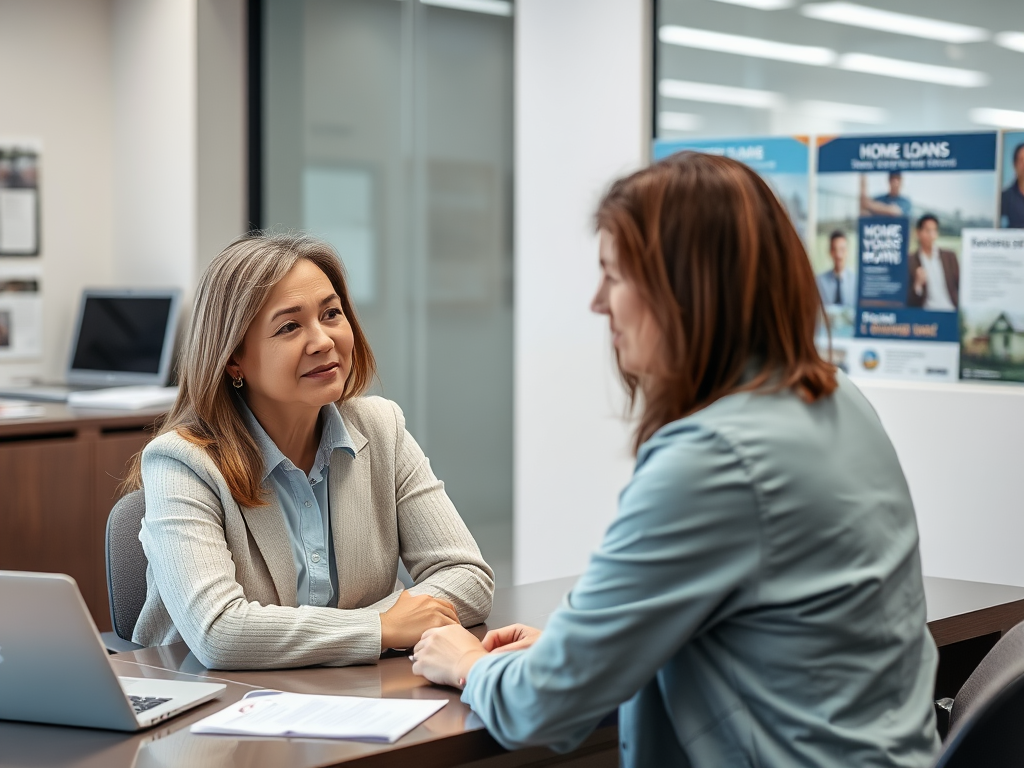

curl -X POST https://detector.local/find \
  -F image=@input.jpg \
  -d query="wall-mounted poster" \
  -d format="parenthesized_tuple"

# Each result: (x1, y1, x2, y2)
(0, 266, 42, 359)
(1000, 131, 1024, 230)
(815, 132, 998, 381)
(0, 139, 41, 256)
(959, 230, 1024, 382)
(652, 136, 811, 244)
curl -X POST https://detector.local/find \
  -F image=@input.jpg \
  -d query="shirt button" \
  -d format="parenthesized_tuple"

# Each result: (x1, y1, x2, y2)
(311, 552, 321, 563)
(309, 477, 315, 485)
(304, 500, 312, 508)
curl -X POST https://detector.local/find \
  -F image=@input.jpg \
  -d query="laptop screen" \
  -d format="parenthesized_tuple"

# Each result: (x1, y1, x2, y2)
(68, 290, 181, 386)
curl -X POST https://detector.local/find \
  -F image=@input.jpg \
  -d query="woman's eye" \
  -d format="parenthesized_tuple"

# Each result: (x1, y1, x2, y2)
(275, 321, 299, 335)
(324, 307, 344, 321)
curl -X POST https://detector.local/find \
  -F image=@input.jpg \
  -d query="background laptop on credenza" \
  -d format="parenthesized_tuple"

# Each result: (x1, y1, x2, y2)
(0, 288, 182, 402)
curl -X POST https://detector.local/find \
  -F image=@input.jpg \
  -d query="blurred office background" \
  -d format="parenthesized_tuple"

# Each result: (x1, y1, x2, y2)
(3, 0, 1024, 591)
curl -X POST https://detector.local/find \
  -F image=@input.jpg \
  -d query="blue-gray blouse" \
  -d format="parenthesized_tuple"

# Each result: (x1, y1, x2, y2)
(237, 397, 356, 608)
(463, 372, 940, 767)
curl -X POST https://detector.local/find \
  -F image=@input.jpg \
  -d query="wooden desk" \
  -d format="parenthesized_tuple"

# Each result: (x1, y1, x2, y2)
(2, 574, 1023, 768)
(0, 404, 164, 632)
(924, 575, 1024, 699)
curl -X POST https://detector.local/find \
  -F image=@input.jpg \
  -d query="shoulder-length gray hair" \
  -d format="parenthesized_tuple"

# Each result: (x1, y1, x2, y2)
(123, 231, 376, 507)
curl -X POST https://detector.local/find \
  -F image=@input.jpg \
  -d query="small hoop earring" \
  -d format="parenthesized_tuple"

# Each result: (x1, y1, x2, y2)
(232, 375, 244, 389)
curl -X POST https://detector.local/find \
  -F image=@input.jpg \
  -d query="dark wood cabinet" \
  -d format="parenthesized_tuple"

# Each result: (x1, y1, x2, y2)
(0, 405, 163, 632)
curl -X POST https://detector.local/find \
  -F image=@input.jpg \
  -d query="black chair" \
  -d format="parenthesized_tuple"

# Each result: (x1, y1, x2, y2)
(101, 489, 147, 653)
(932, 620, 1024, 767)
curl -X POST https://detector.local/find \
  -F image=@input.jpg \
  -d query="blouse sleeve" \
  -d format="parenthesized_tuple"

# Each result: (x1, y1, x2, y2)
(460, 423, 762, 752)
(387, 401, 495, 626)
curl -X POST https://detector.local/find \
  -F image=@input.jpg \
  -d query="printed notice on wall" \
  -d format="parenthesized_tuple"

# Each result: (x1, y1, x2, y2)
(960, 229, 1024, 382)
(0, 266, 42, 359)
(0, 139, 41, 256)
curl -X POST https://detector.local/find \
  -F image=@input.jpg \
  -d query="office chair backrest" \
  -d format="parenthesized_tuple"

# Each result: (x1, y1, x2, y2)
(932, 620, 1024, 767)
(104, 490, 149, 642)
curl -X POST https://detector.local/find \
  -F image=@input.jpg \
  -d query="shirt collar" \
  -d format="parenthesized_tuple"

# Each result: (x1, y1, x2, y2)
(235, 395, 357, 482)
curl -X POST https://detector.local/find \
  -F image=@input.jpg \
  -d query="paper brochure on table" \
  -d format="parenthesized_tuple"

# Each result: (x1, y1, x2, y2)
(190, 690, 447, 743)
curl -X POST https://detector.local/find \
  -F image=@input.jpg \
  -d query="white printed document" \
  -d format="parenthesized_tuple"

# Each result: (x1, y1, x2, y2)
(190, 690, 447, 743)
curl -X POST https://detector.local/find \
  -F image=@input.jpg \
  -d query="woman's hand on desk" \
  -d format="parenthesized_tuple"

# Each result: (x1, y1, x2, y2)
(380, 590, 459, 651)
(482, 624, 542, 654)
(410, 623, 544, 690)
(410, 625, 487, 688)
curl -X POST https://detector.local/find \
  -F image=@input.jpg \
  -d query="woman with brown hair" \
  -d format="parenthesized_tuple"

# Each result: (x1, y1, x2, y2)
(125, 232, 493, 669)
(410, 153, 940, 766)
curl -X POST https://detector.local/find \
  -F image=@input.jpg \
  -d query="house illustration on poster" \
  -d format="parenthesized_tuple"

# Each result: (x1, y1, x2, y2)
(987, 312, 1024, 362)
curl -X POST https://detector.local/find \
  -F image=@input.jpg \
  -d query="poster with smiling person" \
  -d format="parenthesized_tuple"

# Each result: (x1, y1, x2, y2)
(815, 132, 999, 382)
(1000, 131, 1024, 230)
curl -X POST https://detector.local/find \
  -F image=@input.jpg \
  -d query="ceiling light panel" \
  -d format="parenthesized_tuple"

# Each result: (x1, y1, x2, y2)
(419, 0, 512, 16)
(708, 0, 793, 9)
(659, 80, 781, 109)
(800, 100, 887, 124)
(838, 53, 988, 87)
(659, 112, 704, 132)
(970, 108, 1024, 130)
(659, 26, 836, 66)
(995, 31, 1024, 53)
(801, 2, 989, 44)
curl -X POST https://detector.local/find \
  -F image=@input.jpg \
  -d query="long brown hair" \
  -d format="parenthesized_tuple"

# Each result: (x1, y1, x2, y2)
(596, 151, 836, 453)
(122, 232, 377, 507)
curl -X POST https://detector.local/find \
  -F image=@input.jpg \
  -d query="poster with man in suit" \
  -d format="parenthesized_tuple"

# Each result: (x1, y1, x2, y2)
(906, 214, 959, 311)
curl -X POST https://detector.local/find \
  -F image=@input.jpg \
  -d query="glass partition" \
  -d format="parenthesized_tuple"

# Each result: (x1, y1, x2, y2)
(655, 0, 1024, 139)
(261, 0, 514, 584)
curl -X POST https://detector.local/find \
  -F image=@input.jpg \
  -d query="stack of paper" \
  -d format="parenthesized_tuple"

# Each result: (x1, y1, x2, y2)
(190, 690, 447, 743)
(0, 398, 45, 419)
(67, 386, 179, 410)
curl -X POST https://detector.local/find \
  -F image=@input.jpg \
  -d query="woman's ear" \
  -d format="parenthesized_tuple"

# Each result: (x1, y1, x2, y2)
(225, 355, 241, 380)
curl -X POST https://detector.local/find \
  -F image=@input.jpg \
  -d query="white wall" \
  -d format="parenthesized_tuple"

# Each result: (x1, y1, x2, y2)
(196, 0, 247, 277)
(514, 0, 650, 584)
(514, 0, 1024, 589)
(859, 379, 1024, 587)
(112, 0, 247, 292)
(0, 0, 115, 384)
(111, 0, 198, 290)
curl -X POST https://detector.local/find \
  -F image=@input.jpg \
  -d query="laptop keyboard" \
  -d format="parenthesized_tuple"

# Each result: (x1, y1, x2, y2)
(129, 695, 172, 714)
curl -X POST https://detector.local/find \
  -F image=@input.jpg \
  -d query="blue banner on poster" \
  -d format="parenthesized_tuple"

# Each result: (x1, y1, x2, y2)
(857, 217, 908, 308)
(653, 136, 809, 174)
(855, 307, 960, 343)
(818, 132, 997, 174)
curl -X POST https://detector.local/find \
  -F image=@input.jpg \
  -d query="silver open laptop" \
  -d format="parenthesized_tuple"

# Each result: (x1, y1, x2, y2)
(0, 571, 224, 731)
(0, 288, 182, 402)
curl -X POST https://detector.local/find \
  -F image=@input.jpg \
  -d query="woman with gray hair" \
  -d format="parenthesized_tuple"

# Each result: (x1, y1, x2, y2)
(122, 232, 494, 669)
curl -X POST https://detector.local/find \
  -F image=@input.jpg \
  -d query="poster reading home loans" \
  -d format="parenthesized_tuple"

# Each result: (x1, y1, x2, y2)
(815, 132, 998, 381)
(652, 136, 811, 244)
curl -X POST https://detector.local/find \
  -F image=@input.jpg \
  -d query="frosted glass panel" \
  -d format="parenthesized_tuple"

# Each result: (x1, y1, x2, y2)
(302, 167, 376, 305)
(262, 0, 514, 585)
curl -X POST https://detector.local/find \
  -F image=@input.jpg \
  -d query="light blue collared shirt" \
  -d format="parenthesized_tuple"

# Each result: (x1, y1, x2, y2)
(816, 267, 856, 308)
(236, 397, 356, 607)
(462, 373, 939, 766)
